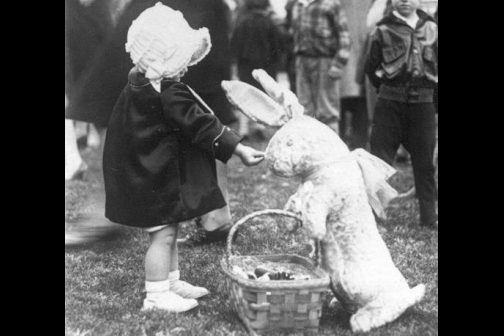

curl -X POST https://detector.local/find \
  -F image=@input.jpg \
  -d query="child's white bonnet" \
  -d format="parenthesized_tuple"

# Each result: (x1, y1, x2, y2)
(125, 2, 212, 81)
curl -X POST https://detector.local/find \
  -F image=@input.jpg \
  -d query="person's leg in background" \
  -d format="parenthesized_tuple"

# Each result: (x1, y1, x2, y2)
(365, 77, 377, 138)
(349, 96, 369, 149)
(366, 80, 410, 163)
(369, 99, 402, 166)
(74, 121, 103, 151)
(65, 93, 88, 181)
(286, 51, 297, 94)
(339, 99, 350, 144)
(87, 123, 102, 150)
(340, 97, 369, 149)
(194, 160, 234, 241)
(296, 56, 317, 119)
(180, 90, 238, 245)
(403, 103, 438, 229)
(65, 119, 88, 181)
(315, 57, 341, 134)
(199, 159, 233, 233)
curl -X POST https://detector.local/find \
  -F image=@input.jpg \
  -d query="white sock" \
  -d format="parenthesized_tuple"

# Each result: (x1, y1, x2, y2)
(168, 270, 180, 284)
(145, 279, 171, 300)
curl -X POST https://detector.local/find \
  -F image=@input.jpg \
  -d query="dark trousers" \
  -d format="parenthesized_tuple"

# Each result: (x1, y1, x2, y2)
(370, 99, 438, 225)
(340, 97, 369, 150)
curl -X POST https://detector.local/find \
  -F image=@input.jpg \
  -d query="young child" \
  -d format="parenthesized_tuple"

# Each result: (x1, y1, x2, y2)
(102, 2, 265, 312)
(365, 0, 438, 229)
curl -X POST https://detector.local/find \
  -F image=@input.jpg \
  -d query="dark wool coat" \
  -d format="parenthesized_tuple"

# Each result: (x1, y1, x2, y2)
(66, 0, 236, 127)
(103, 70, 242, 228)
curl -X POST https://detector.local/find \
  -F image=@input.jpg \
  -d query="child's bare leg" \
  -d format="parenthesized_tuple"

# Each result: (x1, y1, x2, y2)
(145, 226, 178, 281)
(143, 225, 199, 312)
(170, 240, 179, 272)
(144, 225, 208, 300)
(168, 233, 209, 299)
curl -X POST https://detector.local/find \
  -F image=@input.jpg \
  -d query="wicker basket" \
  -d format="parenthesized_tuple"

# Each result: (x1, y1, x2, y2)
(221, 209, 330, 336)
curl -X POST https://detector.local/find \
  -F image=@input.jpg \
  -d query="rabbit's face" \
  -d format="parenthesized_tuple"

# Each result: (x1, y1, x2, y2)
(266, 127, 313, 177)
(266, 116, 348, 177)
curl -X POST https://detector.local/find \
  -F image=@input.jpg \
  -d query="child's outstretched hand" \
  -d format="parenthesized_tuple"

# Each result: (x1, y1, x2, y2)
(234, 143, 265, 166)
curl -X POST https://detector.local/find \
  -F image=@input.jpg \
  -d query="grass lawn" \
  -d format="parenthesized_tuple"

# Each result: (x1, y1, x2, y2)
(65, 137, 438, 336)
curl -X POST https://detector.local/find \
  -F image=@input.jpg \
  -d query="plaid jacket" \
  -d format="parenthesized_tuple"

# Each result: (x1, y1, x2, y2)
(290, 0, 351, 68)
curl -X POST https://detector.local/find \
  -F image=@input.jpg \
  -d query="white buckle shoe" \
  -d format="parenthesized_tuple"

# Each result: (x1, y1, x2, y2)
(142, 290, 198, 313)
(171, 280, 210, 299)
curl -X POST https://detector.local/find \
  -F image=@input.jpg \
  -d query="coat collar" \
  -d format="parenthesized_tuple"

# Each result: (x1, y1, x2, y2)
(377, 9, 434, 29)
(127, 67, 214, 114)
(128, 68, 177, 90)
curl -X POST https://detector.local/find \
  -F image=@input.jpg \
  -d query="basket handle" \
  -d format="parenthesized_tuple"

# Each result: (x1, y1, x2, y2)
(226, 209, 303, 267)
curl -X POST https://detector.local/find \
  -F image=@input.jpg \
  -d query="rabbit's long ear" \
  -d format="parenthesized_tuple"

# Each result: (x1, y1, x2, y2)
(221, 80, 289, 127)
(252, 69, 304, 119)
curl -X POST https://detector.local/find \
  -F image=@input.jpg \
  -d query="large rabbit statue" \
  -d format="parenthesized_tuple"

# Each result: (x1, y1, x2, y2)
(221, 70, 425, 333)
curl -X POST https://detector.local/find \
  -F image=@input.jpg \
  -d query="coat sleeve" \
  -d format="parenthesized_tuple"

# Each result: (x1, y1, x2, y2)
(161, 83, 242, 163)
(364, 27, 383, 89)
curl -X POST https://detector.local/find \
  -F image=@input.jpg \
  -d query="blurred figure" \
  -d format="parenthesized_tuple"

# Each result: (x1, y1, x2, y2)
(230, 0, 283, 139)
(65, 96, 87, 181)
(339, 0, 373, 150)
(65, 192, 123, 246)
(289, 0, 351, 134)
(65, 0, 114, 182)
(283, 0, 298, 94)
(65, 0, 130, 245)
(231, 0, 282, 92)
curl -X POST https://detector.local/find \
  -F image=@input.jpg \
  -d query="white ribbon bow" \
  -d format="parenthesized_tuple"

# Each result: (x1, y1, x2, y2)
(351, 149, 398, 220)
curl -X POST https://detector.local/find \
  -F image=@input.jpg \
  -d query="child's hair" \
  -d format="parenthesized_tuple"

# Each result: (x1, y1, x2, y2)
(245, 0, 270, 10)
